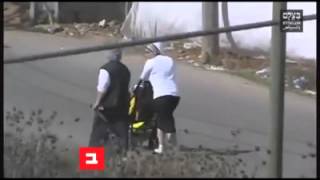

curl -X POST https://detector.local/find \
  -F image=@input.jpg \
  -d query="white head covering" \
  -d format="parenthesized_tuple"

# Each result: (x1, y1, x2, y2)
(153, 42, 161, 51)
(146, 42, 162, 55)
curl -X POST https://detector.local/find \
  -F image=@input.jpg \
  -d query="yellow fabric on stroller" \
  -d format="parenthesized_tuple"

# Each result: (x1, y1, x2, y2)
(129, 96, 145, 132)
(128, 80, 158, 149)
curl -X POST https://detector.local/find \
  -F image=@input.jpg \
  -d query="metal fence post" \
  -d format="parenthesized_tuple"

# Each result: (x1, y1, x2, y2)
(268, 2, 287, 178)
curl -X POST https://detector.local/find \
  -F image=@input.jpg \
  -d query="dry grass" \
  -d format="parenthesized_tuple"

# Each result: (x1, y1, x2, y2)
(166, 41, 316, 94)
(4, 107, 250, 178)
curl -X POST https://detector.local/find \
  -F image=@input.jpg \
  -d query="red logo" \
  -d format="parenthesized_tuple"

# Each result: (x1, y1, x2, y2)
(79, 147, 105, 171)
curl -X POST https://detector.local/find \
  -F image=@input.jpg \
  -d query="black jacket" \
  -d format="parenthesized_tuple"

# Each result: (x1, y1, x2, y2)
(100, 60, 130, 115)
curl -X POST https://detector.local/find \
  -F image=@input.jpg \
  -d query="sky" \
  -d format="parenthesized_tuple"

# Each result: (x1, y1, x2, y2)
(132, 2, 316, 59)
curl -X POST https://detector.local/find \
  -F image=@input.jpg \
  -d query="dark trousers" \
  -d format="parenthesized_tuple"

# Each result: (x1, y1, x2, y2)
(153, 95, 180, 133)
(89, 111, 129, 152)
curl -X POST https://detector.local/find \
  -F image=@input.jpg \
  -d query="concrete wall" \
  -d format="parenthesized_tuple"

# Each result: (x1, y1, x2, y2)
(58, 2, 126, 23)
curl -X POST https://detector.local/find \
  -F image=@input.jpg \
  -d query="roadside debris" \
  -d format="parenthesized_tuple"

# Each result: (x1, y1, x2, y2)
(304, 90, 316, 96)
(74, 23, 91, 35)
(4, 2, 30, 27)
(98, 19, 106, 28)
(255, 67, 270, 79)
(107, 20, 117, 27)
(202, 64, 224, 71)
(68, 32, 75, 37)
(187, 60, 195, 64)
(178, 49, 185, 54)
(208, 65, 225, 71)
(183, 42, 198, 50)
(253, 55, 267, 60)
(293, 76, 308, 90)
(33, 24, 64, 34)
(47, 25, 64, 34)
(163, 44, 174, 50)
(203, 64, 211, 70)
(193, 62, 200, 67)
(29, 19, 122, 38)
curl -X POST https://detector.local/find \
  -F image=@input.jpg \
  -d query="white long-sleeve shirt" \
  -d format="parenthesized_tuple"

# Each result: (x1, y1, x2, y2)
(97, 69, 110, 92)
(140, 55, 179, 99)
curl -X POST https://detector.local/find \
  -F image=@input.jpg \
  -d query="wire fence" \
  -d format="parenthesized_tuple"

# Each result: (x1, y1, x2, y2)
(3, 14, 316, 65)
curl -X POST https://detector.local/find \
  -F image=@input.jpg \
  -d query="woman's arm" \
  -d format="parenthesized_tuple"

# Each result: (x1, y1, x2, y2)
(132, 60, 153, 94)
(140, 60, 152, 81)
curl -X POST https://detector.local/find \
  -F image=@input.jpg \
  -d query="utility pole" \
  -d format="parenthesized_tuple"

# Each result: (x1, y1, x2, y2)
(268, 2, 287, 178)
(201, 2, 220, 65)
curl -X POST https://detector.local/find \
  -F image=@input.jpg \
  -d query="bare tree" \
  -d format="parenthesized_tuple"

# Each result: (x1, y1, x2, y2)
(29, 2, 56, 25)
(120, 2, 139, 39)
(201, 2, 220, 65)
(221, 2, 238, 52)
(29, 2, 36, 25)
(43, 3, 54, 25)
(124, 2, 132, 16)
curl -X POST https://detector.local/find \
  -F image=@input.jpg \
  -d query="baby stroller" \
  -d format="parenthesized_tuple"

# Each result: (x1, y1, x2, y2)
(128, 80, 158, 150)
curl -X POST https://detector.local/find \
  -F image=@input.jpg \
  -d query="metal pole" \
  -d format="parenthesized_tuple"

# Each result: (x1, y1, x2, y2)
(268, 2, 287, 178)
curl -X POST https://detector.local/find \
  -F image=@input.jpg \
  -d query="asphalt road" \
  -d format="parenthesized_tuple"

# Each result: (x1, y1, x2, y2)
(3, 30, 316, 177)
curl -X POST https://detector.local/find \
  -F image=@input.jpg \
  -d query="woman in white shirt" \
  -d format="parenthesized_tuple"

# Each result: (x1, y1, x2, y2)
(139, 43, 180, 154)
